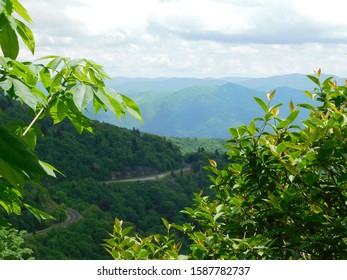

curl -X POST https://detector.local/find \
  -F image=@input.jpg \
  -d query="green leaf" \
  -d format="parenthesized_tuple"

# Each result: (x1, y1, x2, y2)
(0, 126, 46, 177)
(31, 87, 47, 106)
(283, 186, 297, 202)
(72, 84, 93, 111)
(138, 249, 149, 259)
(12, 0, 32, 23)
(286, 110, 300, 124)
(39, 67, 51, 91)
(94, 89, 113, 112)
(298, 103, 315, 111)
(283, 164, 299, 175)
(307, 75, 320, 86)
(49, 99, 68, 124)
(67, 108, 93, 134)
(4, 0, 13, 15)
(0, 187, 22, 215)
(0, 200, 12, 216)
(213, 212, 224, 222)
(266, 90, 276, 101)
(122, 94, 143, 123)
(66, 58, 84, 69)
(301, 174, 318, 186)
(194, 232, 206, 240)
(124, 251, 134, 260)
(24, 204, 54, 222)
(102, 88, 126, 119)
(47, 56, 64, 72)
(248, 120, 256, 135)
(0, 77, 12, 91)
(0, 1, 5, 14)
(88, 68, 104, 87)
(50, 72, 63, 92)
(21, 127, 37, 151)
(276, 142, 288, 154)
(12, 78, 37, 110)
(254, 96, 268, 112)
(122, 226, 133, 237)
(15, 19, 34, 54)
(310, 204, 323, 214)
(277, 120, 289, 129)
(0, 18, 19, 59)
(161, 218, 170, 230)
(303, 90, 313, 100)
(39, 160, 64, 178)
(229, 128, 238, 138)
(231, 163, 242, 172)
(9, 60, 37, 86)
(216, 204, 223, 213)
(93, 94, 106, 115)
(266, 194, 280, 209)
(0, 159, 24, 190)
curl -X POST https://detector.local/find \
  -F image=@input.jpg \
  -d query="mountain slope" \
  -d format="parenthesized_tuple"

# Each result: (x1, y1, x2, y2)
(107, 77, 229, 93)
(36, 121, 183, 181)
(96, 81, 315, 138)
(234, 73, 344, 91)
(94, 82, 265, 138)
(93, 74, 345, 138)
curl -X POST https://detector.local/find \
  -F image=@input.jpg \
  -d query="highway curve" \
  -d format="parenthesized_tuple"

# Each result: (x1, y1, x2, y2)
(34, 208, 81, 235)
(104, 166, 191, 184)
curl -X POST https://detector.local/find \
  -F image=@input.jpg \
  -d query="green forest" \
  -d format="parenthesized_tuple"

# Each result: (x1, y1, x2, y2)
(1, 0, 347, 261)
(1, 93, 227, 259)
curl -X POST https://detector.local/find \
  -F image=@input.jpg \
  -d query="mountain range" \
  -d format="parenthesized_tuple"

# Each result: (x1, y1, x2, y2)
(91, 73, 343, 138)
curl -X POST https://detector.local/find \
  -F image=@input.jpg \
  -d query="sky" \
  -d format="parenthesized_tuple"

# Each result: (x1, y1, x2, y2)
(19, 0, 347, 78)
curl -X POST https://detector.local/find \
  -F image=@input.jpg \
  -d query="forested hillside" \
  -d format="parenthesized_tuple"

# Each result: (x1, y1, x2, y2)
(1, 94, 183, 181)
(1, 94, 226, 259)
(36, 121, 183, 181)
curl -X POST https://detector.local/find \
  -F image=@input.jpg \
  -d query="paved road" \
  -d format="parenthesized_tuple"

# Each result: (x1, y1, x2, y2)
(34, 208, 81, 235)
(104, 167, 191, 184)
(60, 208, 81, 228)
(29, 167, 190, 235)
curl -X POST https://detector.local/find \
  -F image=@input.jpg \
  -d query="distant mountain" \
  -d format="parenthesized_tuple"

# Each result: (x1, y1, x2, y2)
(94, 73, 343, 138)
(234, 73, 344, 91)
(107, 77, 229, 93)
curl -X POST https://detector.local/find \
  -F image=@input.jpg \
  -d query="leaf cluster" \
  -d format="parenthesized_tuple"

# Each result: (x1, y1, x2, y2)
(0, 226, 33, 259)
(0, 0, 142, 225)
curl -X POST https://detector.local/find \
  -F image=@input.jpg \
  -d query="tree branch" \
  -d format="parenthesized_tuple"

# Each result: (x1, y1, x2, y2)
(22, 95, 53, 138)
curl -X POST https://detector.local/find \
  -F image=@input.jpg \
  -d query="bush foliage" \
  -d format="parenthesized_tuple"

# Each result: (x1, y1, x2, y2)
(104, 72, 347, 260)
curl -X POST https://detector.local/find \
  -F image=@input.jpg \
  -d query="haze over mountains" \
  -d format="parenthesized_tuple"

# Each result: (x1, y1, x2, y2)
(92, 73, 344, 138)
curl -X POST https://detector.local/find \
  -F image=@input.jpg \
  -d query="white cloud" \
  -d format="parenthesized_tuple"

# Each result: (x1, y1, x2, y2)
(18, 0, 347, 78)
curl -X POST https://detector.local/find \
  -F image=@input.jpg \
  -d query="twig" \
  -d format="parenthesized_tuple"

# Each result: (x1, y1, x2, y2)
(22, 95, 53, 138)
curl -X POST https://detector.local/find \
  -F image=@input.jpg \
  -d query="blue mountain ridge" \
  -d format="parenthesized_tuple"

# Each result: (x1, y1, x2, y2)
(90, 73, 342, 138)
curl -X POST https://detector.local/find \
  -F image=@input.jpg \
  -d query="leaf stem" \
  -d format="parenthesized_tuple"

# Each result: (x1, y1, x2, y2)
(22, 95, 53, 138)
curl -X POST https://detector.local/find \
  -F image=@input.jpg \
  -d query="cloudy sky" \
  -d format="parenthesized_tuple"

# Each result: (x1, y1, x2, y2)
(19, 0, 347, 78)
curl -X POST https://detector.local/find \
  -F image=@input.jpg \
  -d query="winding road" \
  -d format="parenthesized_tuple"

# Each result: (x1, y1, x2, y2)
(104, 166, 191, 184)
(60, 208, 81, 228)
(34, 208, 81, 235)
(32, 167, 191, 234)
